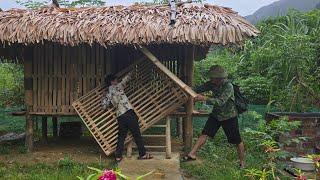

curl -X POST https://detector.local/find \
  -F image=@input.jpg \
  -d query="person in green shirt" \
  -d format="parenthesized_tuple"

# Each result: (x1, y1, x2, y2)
(184, 65, 245, 168)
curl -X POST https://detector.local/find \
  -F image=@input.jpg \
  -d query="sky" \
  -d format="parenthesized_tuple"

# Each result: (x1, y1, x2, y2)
(0, 0, 279, 16)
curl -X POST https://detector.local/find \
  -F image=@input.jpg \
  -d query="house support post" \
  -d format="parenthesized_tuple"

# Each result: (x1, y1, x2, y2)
(183, 45, 195, 152)
(24, 47, 33, 152)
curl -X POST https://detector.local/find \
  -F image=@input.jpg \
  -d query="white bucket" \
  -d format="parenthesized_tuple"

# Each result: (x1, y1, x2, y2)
(290, 157, 315, 171)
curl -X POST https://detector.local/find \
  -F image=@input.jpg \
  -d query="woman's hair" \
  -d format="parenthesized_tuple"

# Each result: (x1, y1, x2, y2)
(105, 74, 117, 86)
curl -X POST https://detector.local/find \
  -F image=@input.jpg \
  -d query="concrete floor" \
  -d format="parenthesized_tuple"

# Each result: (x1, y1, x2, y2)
(118, 152, 183, 180)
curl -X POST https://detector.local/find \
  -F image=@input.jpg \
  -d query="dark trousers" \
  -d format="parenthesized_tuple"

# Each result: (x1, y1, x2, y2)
(115, 109, 146, 158)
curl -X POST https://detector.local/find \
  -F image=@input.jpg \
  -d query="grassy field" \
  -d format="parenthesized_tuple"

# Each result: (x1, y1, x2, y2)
(0, 159, 113, 180)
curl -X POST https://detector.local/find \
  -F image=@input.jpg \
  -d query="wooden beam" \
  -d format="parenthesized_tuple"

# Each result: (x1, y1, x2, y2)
(139, 46, 197, 98)
(183, 46, 195, 152)
(25, 114, 33, 152)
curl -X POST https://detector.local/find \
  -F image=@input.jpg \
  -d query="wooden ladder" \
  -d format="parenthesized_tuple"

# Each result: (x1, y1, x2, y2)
(126, 116, 172, 159)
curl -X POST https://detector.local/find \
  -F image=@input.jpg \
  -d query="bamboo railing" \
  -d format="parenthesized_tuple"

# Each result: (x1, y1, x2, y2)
(72, 56, 193, 155)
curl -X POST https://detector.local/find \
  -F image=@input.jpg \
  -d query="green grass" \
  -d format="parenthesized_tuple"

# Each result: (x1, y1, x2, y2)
(0, 108, 25, 134)
(181, 129, 269, 180)
(0, 160, 113, 180)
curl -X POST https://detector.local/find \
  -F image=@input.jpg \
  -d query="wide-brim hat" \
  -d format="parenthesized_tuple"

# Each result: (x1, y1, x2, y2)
(209, 65, 228, 79)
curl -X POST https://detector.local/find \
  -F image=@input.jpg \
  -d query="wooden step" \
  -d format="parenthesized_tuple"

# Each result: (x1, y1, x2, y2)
(142, 134, 166, 138)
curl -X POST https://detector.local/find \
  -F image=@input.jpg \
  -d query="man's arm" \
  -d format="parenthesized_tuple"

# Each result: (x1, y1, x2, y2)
(208, 83, 234, 107)
(194, 81, 211, 94)
(101, 93, 112, 109)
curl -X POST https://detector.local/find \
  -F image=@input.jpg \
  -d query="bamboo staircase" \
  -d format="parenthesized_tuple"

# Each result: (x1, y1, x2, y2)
(72, 47, 196, 156)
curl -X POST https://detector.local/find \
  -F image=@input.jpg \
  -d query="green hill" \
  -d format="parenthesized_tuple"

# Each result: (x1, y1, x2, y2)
(246, 0, 320, 23)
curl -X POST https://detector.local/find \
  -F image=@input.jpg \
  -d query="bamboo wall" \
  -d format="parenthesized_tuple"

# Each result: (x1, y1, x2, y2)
(18, 42, 208, 115)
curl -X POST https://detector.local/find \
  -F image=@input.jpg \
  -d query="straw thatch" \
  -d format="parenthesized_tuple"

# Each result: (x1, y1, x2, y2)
(0, 3, 259, 47)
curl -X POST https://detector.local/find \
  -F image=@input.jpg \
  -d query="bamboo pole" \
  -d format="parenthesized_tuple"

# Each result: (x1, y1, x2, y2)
(166, 116, 172, 159)
(183, 45, 195, 152)
(139, 46, 197, 98)
(24, 46, 34, 152)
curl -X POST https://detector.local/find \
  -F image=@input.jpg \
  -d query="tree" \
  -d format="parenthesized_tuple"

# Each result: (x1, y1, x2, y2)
(16, 0, 105, 9)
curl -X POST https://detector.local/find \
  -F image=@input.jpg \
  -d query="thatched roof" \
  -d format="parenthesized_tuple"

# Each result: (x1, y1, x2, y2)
(0, 3, 259, 47)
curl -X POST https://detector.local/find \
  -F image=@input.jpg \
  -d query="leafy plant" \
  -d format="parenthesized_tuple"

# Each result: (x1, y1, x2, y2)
(0, 63, 24, 108)
(244, 116, 304, 179)
(77, 166, 154, 180)
(58, 156, 76, 169)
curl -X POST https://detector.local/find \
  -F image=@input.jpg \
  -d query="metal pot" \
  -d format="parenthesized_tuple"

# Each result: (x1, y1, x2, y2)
(290, 157, 315, 171)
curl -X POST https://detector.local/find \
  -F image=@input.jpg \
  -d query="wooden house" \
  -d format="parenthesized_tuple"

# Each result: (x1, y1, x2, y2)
(0, 3, 259, 153)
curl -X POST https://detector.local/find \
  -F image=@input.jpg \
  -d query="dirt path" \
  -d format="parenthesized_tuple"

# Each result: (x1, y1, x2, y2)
(0, 137, 112, 165)
(119, 152, 183, 180)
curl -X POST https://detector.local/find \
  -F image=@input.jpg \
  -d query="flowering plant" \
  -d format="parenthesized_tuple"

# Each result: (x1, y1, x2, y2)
(77, 166, 154, 180)
(307, 154, 320, 173)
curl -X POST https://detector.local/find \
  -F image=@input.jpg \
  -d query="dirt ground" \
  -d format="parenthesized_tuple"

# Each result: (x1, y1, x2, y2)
(0, 136, 184, 165)
(0, 137, 112, 165)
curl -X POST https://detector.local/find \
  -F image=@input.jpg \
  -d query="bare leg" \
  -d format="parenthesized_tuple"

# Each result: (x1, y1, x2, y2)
(237, 142, 245, 167)
(188, 134, 208, 158)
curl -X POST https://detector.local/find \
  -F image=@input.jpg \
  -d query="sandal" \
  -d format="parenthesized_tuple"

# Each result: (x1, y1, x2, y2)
(115, 157, 122, 163)
(183, 155, 196, 162)
(138, 153, 153, 160)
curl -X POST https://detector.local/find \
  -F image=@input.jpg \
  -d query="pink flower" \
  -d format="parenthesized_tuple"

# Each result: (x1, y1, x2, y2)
(99, 170, 117, 180)
(313, 157, 320, 162)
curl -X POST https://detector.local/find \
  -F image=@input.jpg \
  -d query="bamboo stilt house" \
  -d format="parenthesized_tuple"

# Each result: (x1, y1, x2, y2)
(0, 3, 259, 153)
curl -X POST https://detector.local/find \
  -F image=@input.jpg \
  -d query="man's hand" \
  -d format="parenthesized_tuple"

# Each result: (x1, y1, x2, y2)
(194, 94, 207, 102)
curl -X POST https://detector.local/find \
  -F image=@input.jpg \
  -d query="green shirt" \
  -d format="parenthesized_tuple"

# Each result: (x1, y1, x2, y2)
(195, 80, 238, 121)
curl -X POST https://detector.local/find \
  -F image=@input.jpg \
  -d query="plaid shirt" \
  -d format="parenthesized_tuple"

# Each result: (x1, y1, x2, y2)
(101, 74, 133, 117)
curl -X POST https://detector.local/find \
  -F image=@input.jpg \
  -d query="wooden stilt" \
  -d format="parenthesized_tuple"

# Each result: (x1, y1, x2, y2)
(177, 117, 183, 139)
(183, 46, 195, 152)
(165, 116, 172, 159)
(42, 116, 48, 141)
(24, 46, 34, 152)
(26, 114, 33, 152)
(52, 116, 58, 138)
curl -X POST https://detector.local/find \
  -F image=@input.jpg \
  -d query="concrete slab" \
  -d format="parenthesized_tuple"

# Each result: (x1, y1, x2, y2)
(118, 152, 183, 180)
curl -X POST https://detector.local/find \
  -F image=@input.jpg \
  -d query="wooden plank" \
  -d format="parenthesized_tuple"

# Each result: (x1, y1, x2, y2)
(57, 44, 62, 113)
(41, 44, 45, 112)
(61, 45, 66, 113)
(48, 43, 53, 113)
(65, 46, 70, 113)
(32, 45, 37, 112)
